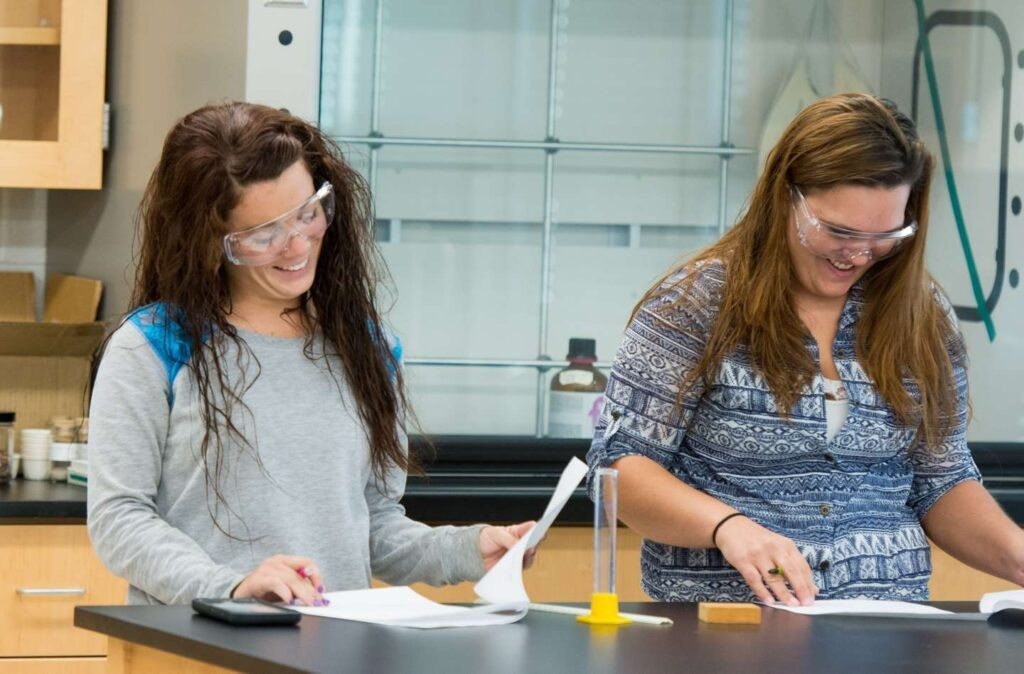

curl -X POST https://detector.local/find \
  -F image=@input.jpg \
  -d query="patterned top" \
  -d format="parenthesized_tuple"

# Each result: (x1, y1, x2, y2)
(586, 260, 980, 601)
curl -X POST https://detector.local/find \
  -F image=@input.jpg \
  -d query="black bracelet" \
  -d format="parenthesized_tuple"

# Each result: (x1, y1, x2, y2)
(711, 512, 745, 547)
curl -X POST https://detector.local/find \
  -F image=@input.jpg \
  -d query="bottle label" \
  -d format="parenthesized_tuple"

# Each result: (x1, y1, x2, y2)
(558, 370, 595, 387)
(548, 391, 604, 439)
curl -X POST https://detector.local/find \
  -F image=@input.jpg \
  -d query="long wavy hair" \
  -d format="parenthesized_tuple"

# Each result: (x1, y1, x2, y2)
(127, 101, 415, 530)
(641, 93, 961, 448)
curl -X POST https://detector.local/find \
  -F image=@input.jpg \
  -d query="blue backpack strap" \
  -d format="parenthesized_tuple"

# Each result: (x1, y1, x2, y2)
(127, 303, 193, 407)
(368, 320, 402, 379)
(388, 333, 403, 376)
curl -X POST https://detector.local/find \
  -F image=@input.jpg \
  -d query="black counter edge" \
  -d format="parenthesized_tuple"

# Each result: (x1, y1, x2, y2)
(74, 606, 306, 674)
(405, 437, 1024, 524)
(5, 438, 1023, 525)
(412, 436, 1024, 469)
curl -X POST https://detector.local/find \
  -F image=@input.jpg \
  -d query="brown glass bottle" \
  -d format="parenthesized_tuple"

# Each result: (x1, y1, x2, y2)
(548, 338, 608, 438)
(0, 412, 14, 483)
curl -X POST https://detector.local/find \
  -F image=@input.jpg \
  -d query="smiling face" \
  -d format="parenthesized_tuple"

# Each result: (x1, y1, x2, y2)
(224, 160, 323, 312)
(786, 183, 911, 306)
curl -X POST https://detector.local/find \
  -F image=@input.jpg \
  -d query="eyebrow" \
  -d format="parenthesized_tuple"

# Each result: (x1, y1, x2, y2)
(818, 217, 910, 235)
(239, 187, 324, 232)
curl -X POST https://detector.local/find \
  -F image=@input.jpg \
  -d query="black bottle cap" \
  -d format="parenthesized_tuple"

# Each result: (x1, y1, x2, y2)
(566, 338, 597, 360)
(0, 412, 15, 423)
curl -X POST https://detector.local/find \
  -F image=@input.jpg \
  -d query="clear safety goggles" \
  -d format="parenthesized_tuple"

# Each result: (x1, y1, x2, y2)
(223, 182, 336, 266)
(791, 187, 917, 263)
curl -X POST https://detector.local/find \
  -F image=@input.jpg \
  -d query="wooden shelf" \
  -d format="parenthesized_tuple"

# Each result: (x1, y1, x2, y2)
(0, 27, 60, 46)
(0, 0, 106, 188)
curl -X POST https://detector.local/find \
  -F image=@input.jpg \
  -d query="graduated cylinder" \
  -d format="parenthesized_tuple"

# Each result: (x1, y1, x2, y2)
(578, 467, 630, 625)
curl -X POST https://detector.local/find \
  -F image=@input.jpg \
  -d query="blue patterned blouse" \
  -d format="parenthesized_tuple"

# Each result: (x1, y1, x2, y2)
(586, 260, 980, 601)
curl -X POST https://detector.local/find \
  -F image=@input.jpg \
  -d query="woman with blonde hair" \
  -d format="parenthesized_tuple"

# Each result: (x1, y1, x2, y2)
(588, 93, 1024, 604)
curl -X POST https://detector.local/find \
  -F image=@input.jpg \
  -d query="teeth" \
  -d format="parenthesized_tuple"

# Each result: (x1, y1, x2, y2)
(276, 258, 308, 272)
(828, 259, 853, 271)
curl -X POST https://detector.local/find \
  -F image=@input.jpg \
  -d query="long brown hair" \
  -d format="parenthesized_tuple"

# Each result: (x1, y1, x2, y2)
(129, 101, 415, 528)
(642, 93, 961, 448)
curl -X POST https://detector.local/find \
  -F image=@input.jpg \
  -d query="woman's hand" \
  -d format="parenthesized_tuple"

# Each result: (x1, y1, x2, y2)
(714, 515, 818, 606)
(232, 554, 327, 607)
(478, 521, 539, 572)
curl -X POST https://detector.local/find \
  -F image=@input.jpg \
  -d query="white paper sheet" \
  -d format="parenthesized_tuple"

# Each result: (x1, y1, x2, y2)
(473, 456, 589, 605)
(297, 587, 528, 628)
(295, 457, 590, 629)
(765, 599, 953, 616)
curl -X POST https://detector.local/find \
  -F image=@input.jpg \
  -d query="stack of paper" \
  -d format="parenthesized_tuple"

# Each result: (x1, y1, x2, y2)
(296, 457, 589, 629)
(979, 589, 1024, 614)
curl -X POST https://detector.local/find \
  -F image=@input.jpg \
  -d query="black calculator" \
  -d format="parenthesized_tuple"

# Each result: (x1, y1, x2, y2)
(191, 597, 302, 626)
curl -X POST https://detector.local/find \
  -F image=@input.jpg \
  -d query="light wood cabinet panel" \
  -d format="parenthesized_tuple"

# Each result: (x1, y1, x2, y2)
(928, 542, 1019, 600)
(400, 526, 646, 604)
(401, 527, 1018, 604)
(0, 0, 107, 188)
(0, 524, 127, 657)
(107, 638, 240, 674)
(0, 657, 105, 674)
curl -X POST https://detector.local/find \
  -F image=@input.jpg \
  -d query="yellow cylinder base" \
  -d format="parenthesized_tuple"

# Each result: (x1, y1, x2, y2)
(577, 592, 632, 625)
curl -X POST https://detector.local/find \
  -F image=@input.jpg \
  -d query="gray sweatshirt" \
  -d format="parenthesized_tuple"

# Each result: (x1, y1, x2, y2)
(87, 309, 484, 605)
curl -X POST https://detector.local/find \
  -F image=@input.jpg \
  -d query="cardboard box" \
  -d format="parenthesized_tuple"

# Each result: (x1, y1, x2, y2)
(0, 272, 105, 431)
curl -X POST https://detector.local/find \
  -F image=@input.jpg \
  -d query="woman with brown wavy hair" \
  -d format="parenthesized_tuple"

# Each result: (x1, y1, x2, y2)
(87, 101, 534, 606)
(588, 93, 1024, 604)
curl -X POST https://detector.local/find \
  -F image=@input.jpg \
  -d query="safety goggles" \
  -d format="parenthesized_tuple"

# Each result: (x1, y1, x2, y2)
(223, 182, 336, 266)
(791, 186, 917, 264)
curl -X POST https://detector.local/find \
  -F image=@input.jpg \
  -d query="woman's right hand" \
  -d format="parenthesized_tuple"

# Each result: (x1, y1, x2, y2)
(714, 515, 818, 606)
(231, 555, 327, 607)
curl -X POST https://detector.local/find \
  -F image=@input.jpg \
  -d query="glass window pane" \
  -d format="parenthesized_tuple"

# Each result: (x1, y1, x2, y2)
(322, 0, 549, 140)
(319, 0, 1024, 444)
(321, 0, 376, 137)
(373, 146, 545, 435)
(546, 151, 724, 363)
(559, 0, 725, 145)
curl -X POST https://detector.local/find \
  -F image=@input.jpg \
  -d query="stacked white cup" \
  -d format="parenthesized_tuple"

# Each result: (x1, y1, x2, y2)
(20, 429, 52, 480)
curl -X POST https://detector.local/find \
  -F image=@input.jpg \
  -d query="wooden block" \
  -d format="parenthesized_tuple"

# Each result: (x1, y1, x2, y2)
(698, 602, 762, 624)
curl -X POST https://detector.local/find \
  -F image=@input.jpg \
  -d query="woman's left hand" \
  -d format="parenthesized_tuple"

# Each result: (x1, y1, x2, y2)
(478, 521, 539, 572)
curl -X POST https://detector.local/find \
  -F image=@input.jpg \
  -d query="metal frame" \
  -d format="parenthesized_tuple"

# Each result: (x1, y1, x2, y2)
(405, 357, 612, 370)
(337, 0, 739, 436)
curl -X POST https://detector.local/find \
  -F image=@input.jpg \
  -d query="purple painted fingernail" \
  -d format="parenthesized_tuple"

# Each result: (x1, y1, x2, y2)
(317, 584, 324, 593)
(313, 599, 322, 607)
(323, 598, 331, 606)
(289, 599, 297, 606)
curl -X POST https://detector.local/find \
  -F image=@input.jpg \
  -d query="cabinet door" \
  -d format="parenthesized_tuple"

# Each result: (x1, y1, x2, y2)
(0, 524, 127, 657)
(0, 0, 107, 188)
(0, 658, 106, 674)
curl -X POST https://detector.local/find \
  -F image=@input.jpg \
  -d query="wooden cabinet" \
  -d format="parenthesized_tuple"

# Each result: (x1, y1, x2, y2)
(0, 524, 126, 663)
(0, 0, 107, 188)
(404, 527, 1019, 604)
